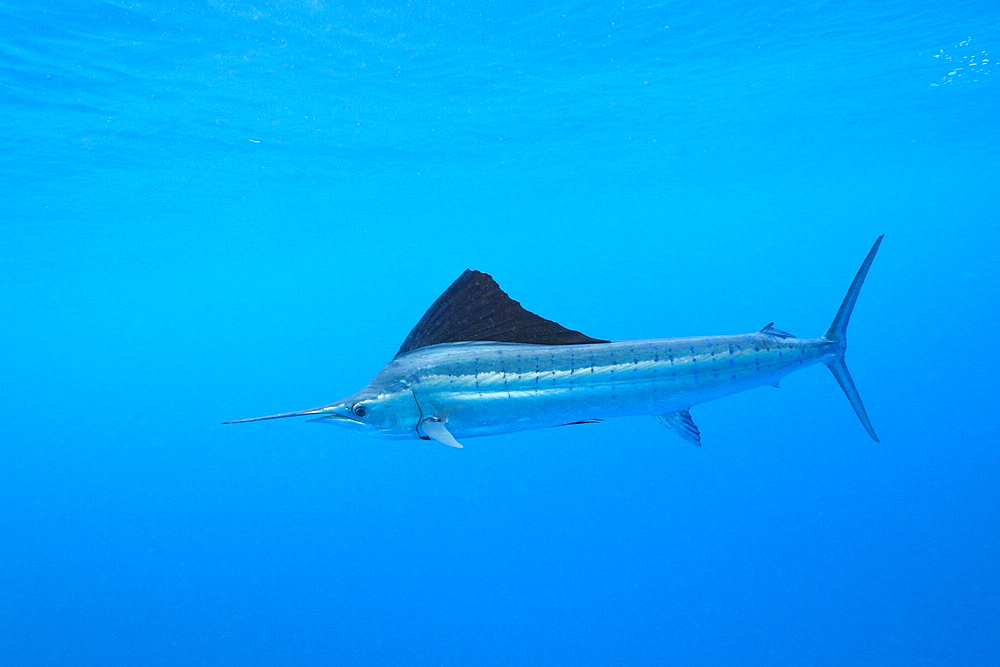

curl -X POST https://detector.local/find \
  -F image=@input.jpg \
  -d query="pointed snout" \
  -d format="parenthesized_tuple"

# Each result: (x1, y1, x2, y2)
(222, 402, 356, 425)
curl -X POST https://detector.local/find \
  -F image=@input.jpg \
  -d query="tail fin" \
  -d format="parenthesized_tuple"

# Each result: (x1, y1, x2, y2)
(822, 235, 884, 442)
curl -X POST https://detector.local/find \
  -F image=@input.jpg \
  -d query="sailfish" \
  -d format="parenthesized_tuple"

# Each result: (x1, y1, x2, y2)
(225, 236, 884, 448)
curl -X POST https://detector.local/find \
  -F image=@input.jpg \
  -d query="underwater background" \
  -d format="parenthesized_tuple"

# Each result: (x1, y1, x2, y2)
(2, 0, 998, 664)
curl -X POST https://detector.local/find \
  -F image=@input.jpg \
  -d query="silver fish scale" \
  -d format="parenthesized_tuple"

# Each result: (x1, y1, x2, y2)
(391, 334, 835, 438)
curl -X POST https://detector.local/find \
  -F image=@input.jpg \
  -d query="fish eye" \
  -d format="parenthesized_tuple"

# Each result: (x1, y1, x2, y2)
(352, 404, 368, 418)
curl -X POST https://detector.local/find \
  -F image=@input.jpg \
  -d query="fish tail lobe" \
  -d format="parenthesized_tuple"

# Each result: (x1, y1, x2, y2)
(822, 235, 884, 442)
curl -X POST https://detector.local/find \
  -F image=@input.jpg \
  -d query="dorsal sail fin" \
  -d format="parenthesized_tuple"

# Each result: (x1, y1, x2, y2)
(395, 270, 609, 358)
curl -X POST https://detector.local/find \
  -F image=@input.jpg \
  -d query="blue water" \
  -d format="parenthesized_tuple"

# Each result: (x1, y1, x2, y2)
(2, 1, 998, 664)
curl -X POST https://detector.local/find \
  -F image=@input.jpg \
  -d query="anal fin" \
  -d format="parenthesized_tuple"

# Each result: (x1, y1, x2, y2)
(655, 409, 702, 446)
(421, 418, 464, 449)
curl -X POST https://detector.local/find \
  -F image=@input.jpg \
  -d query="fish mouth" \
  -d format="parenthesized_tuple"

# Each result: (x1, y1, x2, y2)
(306, 412, 363, 425)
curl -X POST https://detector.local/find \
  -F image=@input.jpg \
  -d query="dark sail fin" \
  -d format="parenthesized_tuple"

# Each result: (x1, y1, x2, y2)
(395, 270, 609, 358)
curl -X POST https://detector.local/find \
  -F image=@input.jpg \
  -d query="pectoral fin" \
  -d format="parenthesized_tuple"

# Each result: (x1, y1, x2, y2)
(655, 409, 702, 446)
(421, 419, 464, 449)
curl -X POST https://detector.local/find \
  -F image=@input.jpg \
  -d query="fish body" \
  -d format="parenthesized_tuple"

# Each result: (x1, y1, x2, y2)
(226, 237, 884, 448)
(387, 333, 832, 439)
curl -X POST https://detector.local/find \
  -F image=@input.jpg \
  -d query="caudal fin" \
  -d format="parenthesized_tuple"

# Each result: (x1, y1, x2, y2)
(822, 235, 884, 442)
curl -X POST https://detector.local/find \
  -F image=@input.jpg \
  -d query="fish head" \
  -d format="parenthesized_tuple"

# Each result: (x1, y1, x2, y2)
(307, 384, 421, 439)
(224, 381, 422, 440)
